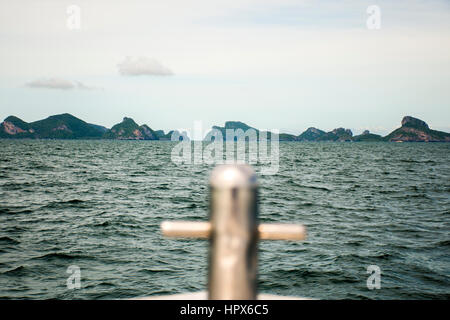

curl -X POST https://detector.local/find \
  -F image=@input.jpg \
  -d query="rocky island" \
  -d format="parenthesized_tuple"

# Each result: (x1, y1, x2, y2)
(383, 116, 450, 142)
(102, 117, 159, 140)
(0, 114, 175, 141)
(0, 114, 105, 139)
(0, 114, 449, 142)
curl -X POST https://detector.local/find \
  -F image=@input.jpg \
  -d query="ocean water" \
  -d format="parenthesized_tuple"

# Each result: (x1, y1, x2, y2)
(0, 140, 449, 300)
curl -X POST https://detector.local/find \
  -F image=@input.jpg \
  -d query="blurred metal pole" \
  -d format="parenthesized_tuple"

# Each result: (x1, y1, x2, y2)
(208, 165, 258, 299)
(160, 164, 307, 300)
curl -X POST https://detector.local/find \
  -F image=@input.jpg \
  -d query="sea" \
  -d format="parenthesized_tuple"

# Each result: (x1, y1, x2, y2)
(0, 140, 449, 299)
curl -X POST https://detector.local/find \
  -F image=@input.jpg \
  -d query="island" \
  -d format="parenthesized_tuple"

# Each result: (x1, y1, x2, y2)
(0, 114, 449, 142)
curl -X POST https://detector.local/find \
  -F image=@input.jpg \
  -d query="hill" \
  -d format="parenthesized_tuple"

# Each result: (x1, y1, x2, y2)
(297, 127, 326, 141)
(102, 117, 158, 140)
(384, 116, 450, 142)
(352, 130, 383, 142)
(0, 113, 105, 139)
(204, 121, 289, 141)
(317, 128, 353, 142)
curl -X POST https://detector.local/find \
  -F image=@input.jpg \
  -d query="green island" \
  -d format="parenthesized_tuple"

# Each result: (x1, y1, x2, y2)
(1, 114, 449, 142)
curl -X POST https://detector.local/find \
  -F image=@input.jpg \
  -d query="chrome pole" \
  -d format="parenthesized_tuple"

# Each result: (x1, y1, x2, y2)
(160, 164, 307, 300)
(208, 164, 258, 299)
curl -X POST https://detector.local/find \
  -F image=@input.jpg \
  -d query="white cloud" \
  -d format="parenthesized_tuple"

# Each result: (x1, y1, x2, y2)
(26, 78, 74, 90)
(117, 57, 174, 76)
(75, 81, 99, 90)
(25, 78, 99, 90)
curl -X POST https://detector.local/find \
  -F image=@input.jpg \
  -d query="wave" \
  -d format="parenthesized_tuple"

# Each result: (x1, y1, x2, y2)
(434, 239, 450, 247)
(140, 268, 178, 275)
(298, 185, 332, 192)
(40, 199, 90, 209)
(30, 252, 89, 262)
(0, 207, 33, 215)
(94, 221, 111, 227)
(0, 236, 20, 245)
(2, 265, 27, 275)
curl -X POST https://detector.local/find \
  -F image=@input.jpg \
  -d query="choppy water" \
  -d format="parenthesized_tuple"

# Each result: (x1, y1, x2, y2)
(0, 140, 449, 299)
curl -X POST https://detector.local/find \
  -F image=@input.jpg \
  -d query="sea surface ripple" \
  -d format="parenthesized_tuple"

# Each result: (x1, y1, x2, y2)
(0, 140, 449, 299)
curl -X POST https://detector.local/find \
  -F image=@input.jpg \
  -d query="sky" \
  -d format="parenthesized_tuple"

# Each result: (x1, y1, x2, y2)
(0, 0, 449, 136)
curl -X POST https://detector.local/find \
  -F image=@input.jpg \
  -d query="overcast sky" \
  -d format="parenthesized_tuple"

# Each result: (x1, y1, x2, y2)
(0, 0, 449, 135)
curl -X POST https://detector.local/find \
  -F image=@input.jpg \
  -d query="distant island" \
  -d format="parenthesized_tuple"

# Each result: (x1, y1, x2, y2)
(0, 114, 449, 142)
(0, 114, 176, 141)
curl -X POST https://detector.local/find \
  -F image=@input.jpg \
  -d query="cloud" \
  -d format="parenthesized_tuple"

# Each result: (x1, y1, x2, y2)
(26, 78, 74, 90)
(117, 56, 174, 76)
(25, 78, 99, 90)
(75, 81, 99, 90)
